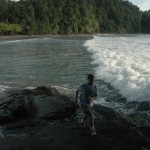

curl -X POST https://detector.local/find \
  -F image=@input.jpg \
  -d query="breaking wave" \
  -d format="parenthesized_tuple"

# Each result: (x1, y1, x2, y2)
(84, 35, 150, 102)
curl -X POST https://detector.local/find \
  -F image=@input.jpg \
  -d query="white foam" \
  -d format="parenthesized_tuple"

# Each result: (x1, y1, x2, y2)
(84, 35, 150, 102)
(92, 97, 123, 109)
(0, 38, 42, 45)
(25, 86, 36, 90)
(54, 85, 75, 95)
(0, 85, 11, 93)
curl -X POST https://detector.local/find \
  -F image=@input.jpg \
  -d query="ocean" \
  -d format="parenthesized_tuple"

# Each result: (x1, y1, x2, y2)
(0, 34, 150, 126)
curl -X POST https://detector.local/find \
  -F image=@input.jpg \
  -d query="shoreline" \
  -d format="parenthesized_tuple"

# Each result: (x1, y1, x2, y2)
(0, 35, 53, 41)
(0, 34, 94, 42)
(0, 33, 149, 41)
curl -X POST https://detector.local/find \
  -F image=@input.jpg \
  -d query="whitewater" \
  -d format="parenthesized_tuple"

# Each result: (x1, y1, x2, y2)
(84, 34, 150, 103)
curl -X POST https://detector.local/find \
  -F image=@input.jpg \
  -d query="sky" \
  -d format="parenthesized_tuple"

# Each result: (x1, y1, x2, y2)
(129, 0, 150, 11)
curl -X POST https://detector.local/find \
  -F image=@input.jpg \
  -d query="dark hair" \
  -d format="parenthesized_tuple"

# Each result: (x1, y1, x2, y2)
(87, 74, 94, 80)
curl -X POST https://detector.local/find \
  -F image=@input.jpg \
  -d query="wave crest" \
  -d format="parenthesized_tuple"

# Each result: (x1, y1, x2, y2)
(84, 35, 150, 102)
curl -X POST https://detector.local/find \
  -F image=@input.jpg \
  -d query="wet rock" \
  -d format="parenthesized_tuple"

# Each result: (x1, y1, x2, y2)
(22, 86, 59, 96)
(124, 101, 138, 109)
(0, 91, 37, 123)
(1, 86, 149, 150)
(137, 101, 150, 111)
(1, 104, 150, 150)
(0, 86, 76, 124)
(35, 95, 76, 120)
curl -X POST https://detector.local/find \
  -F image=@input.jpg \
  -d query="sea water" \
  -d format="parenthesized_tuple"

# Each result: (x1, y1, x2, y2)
(84, 34, 150, 102)
(0, 36, 94, 89)
(0, 34, 150, 125)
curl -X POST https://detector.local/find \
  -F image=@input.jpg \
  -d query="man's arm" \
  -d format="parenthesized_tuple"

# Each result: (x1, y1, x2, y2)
(91, 97, 97, 100)
(75, 90, 79, 105)
(91, 85, 98, 100)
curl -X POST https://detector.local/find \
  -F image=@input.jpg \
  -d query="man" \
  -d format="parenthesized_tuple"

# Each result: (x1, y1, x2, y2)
(75, 74, 98, 136)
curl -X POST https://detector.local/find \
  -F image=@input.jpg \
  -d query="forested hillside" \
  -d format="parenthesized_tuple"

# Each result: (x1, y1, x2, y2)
(0, 0, 149, 35)
(141, 10, 150, 33)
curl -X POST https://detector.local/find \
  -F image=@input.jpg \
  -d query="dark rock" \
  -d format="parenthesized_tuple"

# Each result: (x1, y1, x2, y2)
(0, 91, 37, 123)
(137, 101, 150, 111)
(1, 86, 150, 150)
(1, 104, 150, 150)
(35, 94, 76, 120)
(0, 86, 76, 124)
(22, 86, 59, 96)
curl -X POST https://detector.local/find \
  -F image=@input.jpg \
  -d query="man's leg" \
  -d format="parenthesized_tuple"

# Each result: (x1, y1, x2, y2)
(81, 106, 96, 135)
(83, 107, 96, 135)
(82, 106, 91, 123)
(79, 106, 88, 127)
(89, 110, 96, 136)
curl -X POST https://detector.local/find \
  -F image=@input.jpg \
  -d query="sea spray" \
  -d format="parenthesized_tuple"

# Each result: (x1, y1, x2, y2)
(0, 85, 11, 94)
(84, 35, 150, 102)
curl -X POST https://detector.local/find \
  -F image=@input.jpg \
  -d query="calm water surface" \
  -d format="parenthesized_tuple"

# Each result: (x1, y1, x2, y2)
(0, 36, 94, 89)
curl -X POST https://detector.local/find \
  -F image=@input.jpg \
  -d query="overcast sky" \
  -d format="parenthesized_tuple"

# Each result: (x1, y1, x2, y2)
(129, 0, 150, 11)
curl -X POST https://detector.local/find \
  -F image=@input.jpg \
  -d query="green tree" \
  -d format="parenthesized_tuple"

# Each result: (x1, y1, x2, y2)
(141, 10, 150, 33)
(0, 0, 147, 34)
(0, 22, 22, 35)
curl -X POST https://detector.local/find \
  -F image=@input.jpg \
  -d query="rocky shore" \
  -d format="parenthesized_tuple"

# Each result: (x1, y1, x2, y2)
(0, 86, 150, 150)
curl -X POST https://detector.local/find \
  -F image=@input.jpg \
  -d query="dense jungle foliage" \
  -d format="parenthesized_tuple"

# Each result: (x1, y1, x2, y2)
(0, 0, 149, 35)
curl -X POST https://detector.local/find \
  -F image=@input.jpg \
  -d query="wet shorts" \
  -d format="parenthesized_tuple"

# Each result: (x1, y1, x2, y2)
(81, 105, 93, 114)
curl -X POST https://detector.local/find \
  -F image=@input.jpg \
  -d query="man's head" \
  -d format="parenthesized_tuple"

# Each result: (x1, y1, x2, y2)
(87, 74, 94, 85)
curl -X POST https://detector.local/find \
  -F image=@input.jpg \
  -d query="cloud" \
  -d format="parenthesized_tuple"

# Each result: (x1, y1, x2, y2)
(129, 0, 150, 11)
(138, 1, 150, 11)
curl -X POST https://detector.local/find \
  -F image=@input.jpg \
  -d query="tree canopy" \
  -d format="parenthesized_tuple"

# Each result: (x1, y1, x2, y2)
(141, 10, 150, 33)
(0, 0, 149, 35)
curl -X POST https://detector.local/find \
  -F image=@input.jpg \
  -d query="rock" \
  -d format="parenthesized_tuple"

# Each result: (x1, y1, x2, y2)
(0, 90, 37, 123)
(35, 95, 76, 120)
(2, 86, 150, 150)
(0, 86, 76, 124)
(22, 86, 59, 96)
(1, 104, 150, 150)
